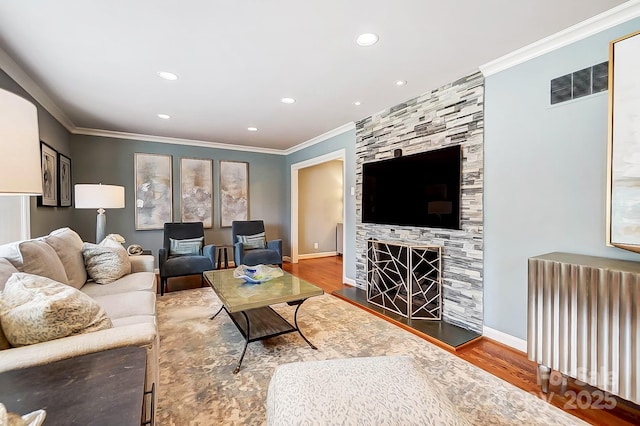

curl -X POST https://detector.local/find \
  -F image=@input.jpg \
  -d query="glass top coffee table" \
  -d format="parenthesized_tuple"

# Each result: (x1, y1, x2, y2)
(203, 269, 324, 373)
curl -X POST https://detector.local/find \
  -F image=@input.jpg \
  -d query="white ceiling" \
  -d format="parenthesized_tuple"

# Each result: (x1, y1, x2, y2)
(0, 0, 630, 151)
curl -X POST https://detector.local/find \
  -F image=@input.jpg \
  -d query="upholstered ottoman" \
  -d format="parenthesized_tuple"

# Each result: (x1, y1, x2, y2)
(266, 356, 472, 425)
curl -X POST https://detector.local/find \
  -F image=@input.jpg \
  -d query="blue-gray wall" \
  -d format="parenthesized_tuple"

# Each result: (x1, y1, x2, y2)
(484, 18, 640, 340)
(70, 134, 286, 263)
(285, 129, 357, 281)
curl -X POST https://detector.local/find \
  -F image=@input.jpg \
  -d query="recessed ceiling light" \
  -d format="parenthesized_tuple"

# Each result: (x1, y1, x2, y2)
(394, 80, 407, 86)
(281, 97, 296, 104)
(157, 71, 178, 81)
(157, 113, 171, 119)
(353, 101, 361, 106)
(247, 127, 258, 132)
(356, 33, 379, 47)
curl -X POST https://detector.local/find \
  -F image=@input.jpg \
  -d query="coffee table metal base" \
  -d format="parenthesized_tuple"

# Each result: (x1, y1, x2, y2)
(211, 299, 317, 373)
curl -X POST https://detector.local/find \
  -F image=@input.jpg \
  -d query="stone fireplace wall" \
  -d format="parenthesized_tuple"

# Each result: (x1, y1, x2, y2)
(355, 71, 484, 333)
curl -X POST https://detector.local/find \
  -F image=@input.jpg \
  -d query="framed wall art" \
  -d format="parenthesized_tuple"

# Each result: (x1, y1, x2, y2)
(219, 160, 248, 227)
(38, 142, 58, 207)
(135, 153, 173, 230)
(58, 153, 72, 207)
(607, 30, 640, 252)
(180, 157, 213, 228)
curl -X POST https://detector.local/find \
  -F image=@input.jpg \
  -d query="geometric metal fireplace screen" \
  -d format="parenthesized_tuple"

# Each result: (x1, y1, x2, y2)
(367, 240, 442, 320)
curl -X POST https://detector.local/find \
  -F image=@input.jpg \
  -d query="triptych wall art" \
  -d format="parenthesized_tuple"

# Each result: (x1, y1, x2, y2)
(180, 158, 213, 228)
(38, 141, 72, 208)
(134, 154, 249, 230)
(134, 153, 173, 230)
(219, 161, 249, 227)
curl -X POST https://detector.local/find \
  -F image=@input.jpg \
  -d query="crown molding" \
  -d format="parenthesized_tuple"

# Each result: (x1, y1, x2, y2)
(284, 122, 355, 155)
(72, 127, 286, 155)
(0, 47, 75, 131)
(480, 0, 640, 77)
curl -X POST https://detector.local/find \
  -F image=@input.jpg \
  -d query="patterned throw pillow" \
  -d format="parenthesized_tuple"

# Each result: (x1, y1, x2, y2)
(237, 232, 266, 250)
(0, 273, 112, 347)
(82, 239, 131, 284)
(169, 237, 204, 256)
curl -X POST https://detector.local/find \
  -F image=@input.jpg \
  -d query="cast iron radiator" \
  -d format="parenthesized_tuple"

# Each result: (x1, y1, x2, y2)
(528, 252, 640, 405)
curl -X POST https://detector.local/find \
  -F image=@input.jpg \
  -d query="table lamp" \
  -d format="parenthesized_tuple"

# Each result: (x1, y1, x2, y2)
(74, 184, 125, 243)
(0, 89, 41, 244)
(0, 88, 42, 195)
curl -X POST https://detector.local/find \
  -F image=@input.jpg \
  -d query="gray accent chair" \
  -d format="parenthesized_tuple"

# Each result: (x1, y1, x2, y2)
(232, 220, 282, 267)
(159, 222, 215, 295)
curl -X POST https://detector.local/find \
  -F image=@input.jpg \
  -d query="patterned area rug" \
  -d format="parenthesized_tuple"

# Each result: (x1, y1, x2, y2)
(156, 288, 585, 425)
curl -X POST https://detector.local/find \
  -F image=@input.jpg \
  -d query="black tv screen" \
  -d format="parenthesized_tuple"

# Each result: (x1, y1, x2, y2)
(362, 145, 461, 229)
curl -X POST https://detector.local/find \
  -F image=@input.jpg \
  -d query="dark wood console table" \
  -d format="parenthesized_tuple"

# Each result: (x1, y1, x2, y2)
(0, 346, 148, 425)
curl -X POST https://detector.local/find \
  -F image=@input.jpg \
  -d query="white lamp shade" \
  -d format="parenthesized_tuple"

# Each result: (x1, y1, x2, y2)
(0, 88, 42, 195)
(74, 184, 125, 209)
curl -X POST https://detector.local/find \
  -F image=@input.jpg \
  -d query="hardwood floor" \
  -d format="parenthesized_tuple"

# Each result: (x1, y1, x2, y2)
(282, 255, 347, 294)
(284, 256, 640, 426)
(164, 257, 640, 424)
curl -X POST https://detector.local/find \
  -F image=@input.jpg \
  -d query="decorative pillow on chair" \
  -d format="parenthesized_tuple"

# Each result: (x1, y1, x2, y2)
(0, 273, 112, 347)
(237, 232, 266, 250)
(82, 239, 131, 284)
(169, 237, 204, 256)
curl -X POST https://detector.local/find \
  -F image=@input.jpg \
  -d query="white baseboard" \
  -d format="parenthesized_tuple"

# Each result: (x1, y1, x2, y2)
(298, 251, 337, 260)
(343, 277, 356, 286)
(482, 326, 527, 353)
(283, 255, 292, 263)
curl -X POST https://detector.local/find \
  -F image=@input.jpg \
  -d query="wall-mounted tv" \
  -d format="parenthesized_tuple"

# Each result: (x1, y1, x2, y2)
(362, 145, 461, 230)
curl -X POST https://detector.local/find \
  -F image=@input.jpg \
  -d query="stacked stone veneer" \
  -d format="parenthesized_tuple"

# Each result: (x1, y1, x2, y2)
(355, 71, 484, 333)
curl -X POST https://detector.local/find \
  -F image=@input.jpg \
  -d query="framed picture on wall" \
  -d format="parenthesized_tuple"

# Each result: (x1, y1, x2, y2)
(38, 141, 58, 207)
(607, 30, 640, 252)
(135, 153, 173, 230)
(219, 160, 249, 227)
(180, 158, 213, 228)
(58, 153, 72, 207)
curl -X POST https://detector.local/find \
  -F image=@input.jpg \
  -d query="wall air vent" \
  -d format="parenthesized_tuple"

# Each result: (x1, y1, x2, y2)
(550, 61, 608, 105)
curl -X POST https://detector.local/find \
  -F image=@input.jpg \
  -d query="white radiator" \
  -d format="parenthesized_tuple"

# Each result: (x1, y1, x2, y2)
(528, 252, 640, 405)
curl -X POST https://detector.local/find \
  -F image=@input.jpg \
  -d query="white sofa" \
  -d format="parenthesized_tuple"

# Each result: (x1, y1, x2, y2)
(0, 228, 158, 418)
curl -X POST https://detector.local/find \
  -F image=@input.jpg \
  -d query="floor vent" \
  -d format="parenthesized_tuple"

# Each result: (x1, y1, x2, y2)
(550, 61, 608, 105)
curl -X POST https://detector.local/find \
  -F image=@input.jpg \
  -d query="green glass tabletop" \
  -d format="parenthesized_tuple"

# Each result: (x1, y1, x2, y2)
(203, 269, 324, 313)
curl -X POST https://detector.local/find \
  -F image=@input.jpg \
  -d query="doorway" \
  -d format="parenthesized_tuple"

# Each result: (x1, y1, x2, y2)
(290, 149, 346, 281)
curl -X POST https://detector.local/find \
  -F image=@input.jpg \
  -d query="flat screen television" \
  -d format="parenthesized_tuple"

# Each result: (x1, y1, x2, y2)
(362, 145, 461, 229)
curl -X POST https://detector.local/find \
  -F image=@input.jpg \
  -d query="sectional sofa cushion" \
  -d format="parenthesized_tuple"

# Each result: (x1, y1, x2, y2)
(43, 227, 87, 289)
(81, 271, 156, 298)
(0, 273, 112, 347)
(91, 291, 156, 320)
(82, 240, 132, 284)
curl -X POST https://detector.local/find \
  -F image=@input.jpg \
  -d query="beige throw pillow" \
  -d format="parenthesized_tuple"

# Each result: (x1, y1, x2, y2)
(82, 239, 131, 284)
(0, 273, 112, 347)
(14, 240, 69, 284)
(44, 227, 87, 289)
